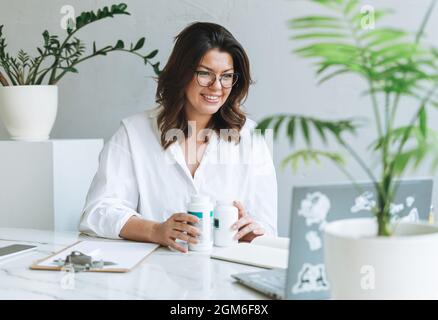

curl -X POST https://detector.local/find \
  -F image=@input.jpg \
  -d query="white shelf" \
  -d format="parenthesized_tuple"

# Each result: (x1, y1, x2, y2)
(0, 139, 103, 231)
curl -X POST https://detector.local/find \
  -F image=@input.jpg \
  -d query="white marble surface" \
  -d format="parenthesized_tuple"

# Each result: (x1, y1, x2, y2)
(0, 228, 268, 300)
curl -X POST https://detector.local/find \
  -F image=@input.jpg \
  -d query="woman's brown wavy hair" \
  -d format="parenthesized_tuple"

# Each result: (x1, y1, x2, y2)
(155, 22, 252, 149)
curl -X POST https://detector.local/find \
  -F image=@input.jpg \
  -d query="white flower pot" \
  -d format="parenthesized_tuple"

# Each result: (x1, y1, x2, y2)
(0, 85, 58, 141)
(324, 218, 438, 299)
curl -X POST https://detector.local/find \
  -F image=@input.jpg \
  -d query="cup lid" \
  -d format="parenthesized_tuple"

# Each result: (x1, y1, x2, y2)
(190, 194, 210, 204)
(216, 200, 234, 206)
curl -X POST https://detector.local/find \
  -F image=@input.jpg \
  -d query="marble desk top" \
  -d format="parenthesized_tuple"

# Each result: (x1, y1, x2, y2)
(0, 228, 268, 300)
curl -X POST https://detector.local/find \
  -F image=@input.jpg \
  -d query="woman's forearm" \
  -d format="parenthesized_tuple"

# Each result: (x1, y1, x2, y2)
(119, 216, 159, 243)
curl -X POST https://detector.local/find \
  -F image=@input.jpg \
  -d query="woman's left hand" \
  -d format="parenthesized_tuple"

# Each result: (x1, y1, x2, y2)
(232, 201, 265, 242)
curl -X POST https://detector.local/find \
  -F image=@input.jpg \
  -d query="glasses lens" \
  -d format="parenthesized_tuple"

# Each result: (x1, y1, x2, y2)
(196, 71, 238, 88)
(221, 73, 239, 88)
(220, 74, 233, 88)
(197, 71, 214, 87)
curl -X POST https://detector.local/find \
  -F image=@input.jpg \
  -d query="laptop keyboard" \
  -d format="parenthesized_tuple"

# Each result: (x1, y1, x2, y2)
(250, 270, 286, 290)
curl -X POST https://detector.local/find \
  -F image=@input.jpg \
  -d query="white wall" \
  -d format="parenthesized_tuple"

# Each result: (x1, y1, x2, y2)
(1, 0, 438, 236)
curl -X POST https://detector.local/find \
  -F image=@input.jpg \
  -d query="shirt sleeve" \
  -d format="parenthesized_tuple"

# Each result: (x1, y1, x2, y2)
(78, 123, 141, 239)
(246, 132, 278, 236)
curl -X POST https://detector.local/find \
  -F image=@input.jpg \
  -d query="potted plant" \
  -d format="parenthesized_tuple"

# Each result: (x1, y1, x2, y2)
(0, 3, 160, 141)
(258, 0, 438, 299)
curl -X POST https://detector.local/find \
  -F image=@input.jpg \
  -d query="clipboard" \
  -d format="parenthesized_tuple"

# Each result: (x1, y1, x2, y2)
(30, 240, 159, 273)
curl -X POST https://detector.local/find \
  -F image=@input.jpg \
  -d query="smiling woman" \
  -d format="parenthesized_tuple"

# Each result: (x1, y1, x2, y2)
(187, 50, 236, 115)
(156, 22, 251, 150)
(79, 22, 278, 253)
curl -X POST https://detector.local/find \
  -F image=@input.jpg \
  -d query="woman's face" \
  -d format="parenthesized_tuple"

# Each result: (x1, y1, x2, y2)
(184, 48, 234, 118)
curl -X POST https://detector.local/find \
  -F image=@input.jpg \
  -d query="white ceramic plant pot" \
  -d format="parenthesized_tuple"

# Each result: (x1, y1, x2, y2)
(0, 85, 58, 141)
(324, 218, 438, 299)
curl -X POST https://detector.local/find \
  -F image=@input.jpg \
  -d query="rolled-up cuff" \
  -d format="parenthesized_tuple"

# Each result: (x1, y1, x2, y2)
(116, 210, 142, 239)
(79, 206, 141, 239)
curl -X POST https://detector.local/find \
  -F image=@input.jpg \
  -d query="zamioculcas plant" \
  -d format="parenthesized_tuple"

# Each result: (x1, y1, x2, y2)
(257, 0, 438, 236)
(0, 3, 160, 86)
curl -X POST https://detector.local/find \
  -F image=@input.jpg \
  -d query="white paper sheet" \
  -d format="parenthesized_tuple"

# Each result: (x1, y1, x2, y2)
(211, 236, 290, 269)
(35, 240, 158, 271)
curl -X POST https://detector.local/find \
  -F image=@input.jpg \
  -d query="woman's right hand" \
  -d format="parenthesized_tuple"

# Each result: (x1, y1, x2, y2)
(152, 213, 200, 253)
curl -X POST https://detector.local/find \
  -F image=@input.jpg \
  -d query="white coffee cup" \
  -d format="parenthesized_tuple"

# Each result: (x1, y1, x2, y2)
(213, 201, 239, 247)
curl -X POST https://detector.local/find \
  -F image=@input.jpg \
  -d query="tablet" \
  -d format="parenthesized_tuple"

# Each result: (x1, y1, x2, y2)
(0, 244, 37, 260)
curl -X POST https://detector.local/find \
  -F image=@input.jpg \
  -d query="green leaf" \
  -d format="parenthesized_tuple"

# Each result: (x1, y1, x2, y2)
(102, 7, 110, 16)
(313, 120, 328, 144)
(72, 3, 130, 32)
(392, 143, 428, 175)
(115, 40, 124, 49)
(273, 115, 286, 139)
(75, 16, 84, 29)
(115, 3, 128, 12)
(89, 11, 97, 22)
(373, 43, 419, 60)
(133, 37, 145, 51)
(42, 30, 49, 45)
(361, 28, 406, 43)
(419, 106, 427, 138)
(361, 28, 403, 39)
(62, 67, 78, 73)
(280, 149, 345, 172)
(318, 68, 350, 84)
(286, 117, 296, 145)
(392, 152, 411, 175)
(145, 49, 158, 59)
(300, 118, 310, 146)
(344, 0, 359, 16)
(292, 32, 347, 40)
(290, 16, 339, 24)
(288, 14, 344, 30)
(295, 43, 360, 61)
(313, 0, 344, 10)
(256, 116, 274, 134)
(372, 125, 419, 149)
(152, 62, 161, 75)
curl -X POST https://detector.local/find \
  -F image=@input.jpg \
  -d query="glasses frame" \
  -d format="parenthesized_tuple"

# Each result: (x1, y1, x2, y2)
(194, 70, 239, 89)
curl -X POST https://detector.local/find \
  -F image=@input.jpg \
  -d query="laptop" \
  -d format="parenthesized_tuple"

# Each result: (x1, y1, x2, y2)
(232, 178, 434, 299)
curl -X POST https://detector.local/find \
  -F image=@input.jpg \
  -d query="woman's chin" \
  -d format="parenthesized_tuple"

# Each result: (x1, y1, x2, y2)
(197, 103, 222, 115)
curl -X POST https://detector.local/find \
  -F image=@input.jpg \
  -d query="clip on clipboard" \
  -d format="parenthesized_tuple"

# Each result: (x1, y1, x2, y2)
(30, 240, 159, 273)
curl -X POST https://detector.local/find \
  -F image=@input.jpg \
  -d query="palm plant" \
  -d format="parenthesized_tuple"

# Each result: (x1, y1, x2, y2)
(257, 0, 438, 236)
(0, 3, 160, 86)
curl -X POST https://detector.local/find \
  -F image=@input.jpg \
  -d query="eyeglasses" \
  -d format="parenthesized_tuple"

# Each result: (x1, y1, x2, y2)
(194, 70, 239, 89)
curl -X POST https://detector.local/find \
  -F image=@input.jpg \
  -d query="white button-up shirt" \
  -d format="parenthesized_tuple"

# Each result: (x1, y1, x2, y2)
(79, 106, 278, 239)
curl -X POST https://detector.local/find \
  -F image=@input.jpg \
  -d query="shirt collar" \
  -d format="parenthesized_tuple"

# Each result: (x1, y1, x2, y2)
(147, 105, 164, 146)
(148, 105, 220, 151)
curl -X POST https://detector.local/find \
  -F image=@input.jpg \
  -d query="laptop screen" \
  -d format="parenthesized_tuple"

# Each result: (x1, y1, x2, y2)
(284, 178, 433, 300)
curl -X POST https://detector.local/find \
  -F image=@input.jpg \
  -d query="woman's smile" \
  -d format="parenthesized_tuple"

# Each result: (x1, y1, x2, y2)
(200, 93, 222, 104)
